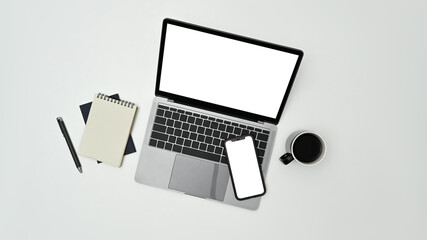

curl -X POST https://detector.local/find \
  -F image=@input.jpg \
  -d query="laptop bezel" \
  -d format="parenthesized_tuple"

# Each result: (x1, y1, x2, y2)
(155, 18, 303, 125)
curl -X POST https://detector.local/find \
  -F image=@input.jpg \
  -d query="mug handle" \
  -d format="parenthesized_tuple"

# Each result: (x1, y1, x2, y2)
(280, 153, 294, 165)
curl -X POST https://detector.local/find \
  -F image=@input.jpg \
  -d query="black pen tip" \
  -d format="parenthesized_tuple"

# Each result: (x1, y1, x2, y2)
(78, 167, 83, 173)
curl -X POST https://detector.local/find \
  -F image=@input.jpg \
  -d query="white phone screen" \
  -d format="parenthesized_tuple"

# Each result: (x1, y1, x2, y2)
(225, 136, 265, 200)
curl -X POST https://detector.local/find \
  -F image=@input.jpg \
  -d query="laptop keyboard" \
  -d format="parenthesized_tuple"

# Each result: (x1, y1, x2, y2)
(148, 104, 270, 164)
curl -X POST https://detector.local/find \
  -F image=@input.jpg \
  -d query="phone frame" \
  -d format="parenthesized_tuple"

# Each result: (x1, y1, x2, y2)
(224, 135, 266, 201)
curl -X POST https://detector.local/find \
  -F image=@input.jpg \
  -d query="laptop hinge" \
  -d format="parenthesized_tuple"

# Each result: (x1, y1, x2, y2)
(167, 99, 174, 103)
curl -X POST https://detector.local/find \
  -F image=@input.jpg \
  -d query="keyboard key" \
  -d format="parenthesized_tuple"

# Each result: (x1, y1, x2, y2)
(262, 130, 270, 134)
(174, 129, 182, 137)
(149, 139, 157, 147)
(239, 124, 247, 128)
(207, 145, 215, 153)
(174, 121, 182, 129)
(154, 116, 166, 125)
(168, 136, 176, 143)
(156, 109, 164, 116)
(211, 122, 219, 129)
(255, 128, 262, 132)
(165, 143, 172, 150)
(199, 143, 207, 151)
(197, 126, 205, 134)
(193, 113, 200, 117)
(166, 119, 174, 127)
(234, 128, 242, 135)
(172, 145, 182, 152)
(242, 129, 249, 135)
(205, 128, 213, 136)
(153, 124, 166, 133)
(182, 147, 220, 162)
(226, 126, 234, 133)
(224, 121, 231, 125)
(201, 115, 208, 119)
(213, 138, 220, 146)
(158, 105, 169, 110)
(188, 116, 195, 124)
(157, 141, 165, 149)
(176, 138, 184, 145)
(184, 139, 191, 147)
(249, 131, 257, 139)
(205, 136, 213, 144)
(185, 111, 192, 115)
(257, 133, 269, 142)
(258, 149, 265, 158)
(247, 126, 254, 131)
(192, 141, 200, 149)
(218, 124, 226, 131)
(213, 130, 220, 138)
(220, 132, 228, 140)
(203, 120, 211, 127)
(177, 109, 185, 114)
(180, 115, 188, 122)
(231, 122, 238, 127)
(164, 110, 172, 118)
(215, 146, 223, 155)
(170, 107, 177, 112)
(216, 119, 224, 123)
(190, 125, 197, 132)
(167, 127, 174, 134)
(182, 131, 190, 138)
(151, 131, 168, 141)
(197, 135, 205, 142)
(259, 141, 267, 149)
(190, 133, 197, 140)
(195, 118, 203, 125)
(172, 113, 180, 120)
(182, 123, 190, 130)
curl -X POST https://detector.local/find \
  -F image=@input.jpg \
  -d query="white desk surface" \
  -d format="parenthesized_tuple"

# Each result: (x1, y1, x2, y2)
(1, 1, 426, 239)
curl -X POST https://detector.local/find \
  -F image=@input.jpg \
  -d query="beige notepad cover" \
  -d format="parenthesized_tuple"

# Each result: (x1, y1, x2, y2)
(78, 93, 137, 167)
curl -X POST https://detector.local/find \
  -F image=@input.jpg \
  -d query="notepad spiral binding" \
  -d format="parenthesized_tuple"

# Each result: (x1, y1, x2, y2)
(97, 93, 136, 109)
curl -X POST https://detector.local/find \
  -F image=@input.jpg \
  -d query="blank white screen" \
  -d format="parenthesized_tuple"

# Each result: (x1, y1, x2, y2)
(225, 137, 264, 199)
(159, 24, 299, 119)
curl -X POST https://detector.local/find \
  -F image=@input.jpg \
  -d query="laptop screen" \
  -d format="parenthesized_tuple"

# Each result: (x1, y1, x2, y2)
(156, 19, 303, 124)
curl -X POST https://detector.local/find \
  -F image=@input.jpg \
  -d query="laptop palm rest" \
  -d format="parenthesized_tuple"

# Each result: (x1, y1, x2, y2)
(169, 155, 229, 201)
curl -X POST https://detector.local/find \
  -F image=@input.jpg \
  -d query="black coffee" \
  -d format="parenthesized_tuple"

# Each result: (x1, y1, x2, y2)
(293, 133, 323, 163)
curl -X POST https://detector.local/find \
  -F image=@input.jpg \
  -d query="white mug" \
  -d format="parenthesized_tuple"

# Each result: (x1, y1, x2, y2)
(280, 131, 326, 166)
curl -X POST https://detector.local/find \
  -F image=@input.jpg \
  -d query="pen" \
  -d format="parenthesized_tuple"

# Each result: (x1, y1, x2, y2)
(57, 117, 82, 173)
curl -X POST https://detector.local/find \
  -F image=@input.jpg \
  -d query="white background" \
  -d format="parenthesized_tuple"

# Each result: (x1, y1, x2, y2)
(160, 24, 299, 118)
(1, 0, 426, 240)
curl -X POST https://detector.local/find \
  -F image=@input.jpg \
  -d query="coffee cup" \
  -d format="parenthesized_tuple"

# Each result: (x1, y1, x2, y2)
(280, 131, 326, 165)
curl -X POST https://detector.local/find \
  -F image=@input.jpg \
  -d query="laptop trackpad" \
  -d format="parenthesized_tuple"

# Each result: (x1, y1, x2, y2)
(169, 155, 229, 201)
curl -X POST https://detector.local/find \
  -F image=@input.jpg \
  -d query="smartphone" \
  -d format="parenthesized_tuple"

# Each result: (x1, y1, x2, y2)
(224, 135, 266, 201)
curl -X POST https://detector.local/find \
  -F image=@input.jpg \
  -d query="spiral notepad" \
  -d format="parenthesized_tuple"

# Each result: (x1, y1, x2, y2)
(78, 93, 137, 167)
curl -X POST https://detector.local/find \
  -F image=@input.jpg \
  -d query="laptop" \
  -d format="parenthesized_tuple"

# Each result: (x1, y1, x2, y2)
(135, 18, 303, 210)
